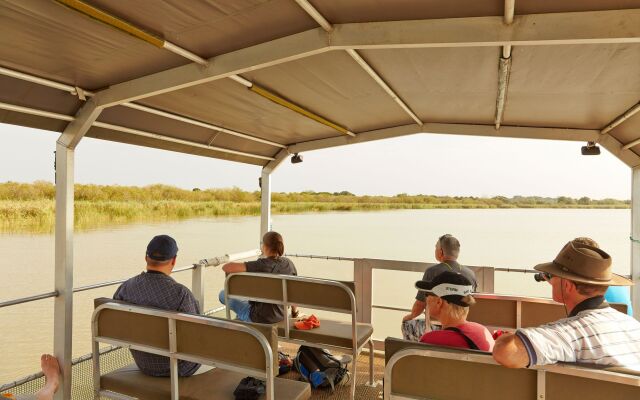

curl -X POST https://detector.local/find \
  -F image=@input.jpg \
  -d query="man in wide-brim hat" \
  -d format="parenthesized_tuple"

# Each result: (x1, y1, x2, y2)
(493, 241, 640, 371)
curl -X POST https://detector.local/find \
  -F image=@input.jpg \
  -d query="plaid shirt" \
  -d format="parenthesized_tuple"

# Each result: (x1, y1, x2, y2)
(113, 270, 201, 377)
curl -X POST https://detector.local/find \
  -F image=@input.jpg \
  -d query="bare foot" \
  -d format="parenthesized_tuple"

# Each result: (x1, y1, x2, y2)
(36, 354, 60, 400)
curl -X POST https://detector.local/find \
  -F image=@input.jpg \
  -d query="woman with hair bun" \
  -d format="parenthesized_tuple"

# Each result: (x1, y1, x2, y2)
(219, 231, 298, 323)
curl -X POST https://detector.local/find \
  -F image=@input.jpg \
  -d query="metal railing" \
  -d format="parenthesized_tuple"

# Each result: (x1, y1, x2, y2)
(0, 249, 260, 310)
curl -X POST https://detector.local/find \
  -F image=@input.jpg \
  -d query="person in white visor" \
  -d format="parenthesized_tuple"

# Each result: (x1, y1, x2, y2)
(415, 271, 495, 351)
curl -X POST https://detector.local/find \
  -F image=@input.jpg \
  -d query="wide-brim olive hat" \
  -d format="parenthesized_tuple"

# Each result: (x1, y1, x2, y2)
(534, 241, 632, 286)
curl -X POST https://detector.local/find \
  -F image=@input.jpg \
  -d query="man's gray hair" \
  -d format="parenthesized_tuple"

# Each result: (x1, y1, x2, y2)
(438, 234, 460, 258)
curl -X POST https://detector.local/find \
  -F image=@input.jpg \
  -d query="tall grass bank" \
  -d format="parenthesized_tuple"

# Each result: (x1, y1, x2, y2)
(0, 182, 629, 233)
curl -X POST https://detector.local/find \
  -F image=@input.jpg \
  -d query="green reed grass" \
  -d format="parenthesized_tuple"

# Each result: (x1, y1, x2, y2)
(0, 182, 629, 234)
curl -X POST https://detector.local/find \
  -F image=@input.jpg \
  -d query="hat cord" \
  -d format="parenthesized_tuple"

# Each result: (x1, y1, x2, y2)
(560, 278, 568, 317)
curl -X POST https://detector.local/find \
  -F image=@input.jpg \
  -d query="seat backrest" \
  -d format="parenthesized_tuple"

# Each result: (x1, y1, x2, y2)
(467, 294, 628, 329)
(544, 369, 640, 399)
(226, 273, 356, 314)
(384, 337, 640, 400)
(93, 301, 278, 373)
(384, 338, 536, 400)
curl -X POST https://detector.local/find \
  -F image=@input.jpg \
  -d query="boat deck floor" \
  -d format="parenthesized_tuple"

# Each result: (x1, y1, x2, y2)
(278, 343, 384, 400)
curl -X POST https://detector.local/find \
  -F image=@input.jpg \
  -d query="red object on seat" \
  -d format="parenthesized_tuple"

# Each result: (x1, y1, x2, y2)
(294, 314, 320, 330)
(492, 330, 507, 340)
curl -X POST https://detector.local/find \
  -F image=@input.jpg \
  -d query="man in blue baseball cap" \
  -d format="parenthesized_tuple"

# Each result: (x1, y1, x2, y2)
(113, 235, 202, 377)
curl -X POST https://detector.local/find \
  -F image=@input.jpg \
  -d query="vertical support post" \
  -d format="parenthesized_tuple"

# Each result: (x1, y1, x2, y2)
(53, 100, 102, 400)
(470, 267, 495, 293)
(482, 267, 495, 293)
(536, 370, 546, 400)
(260, 169, 272, 241)
(168, 319, 179, 400)
(54, 144, 75, 400)
(354, 259, 373, 323)
(631, 167, 640, 320)
(191, 264, 205, 311)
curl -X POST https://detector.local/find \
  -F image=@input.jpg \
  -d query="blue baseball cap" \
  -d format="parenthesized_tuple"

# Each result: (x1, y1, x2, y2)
(146, 235, 178, 261)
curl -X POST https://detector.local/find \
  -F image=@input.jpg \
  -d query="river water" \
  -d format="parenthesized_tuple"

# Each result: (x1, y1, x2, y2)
(0, 208, 631, 382)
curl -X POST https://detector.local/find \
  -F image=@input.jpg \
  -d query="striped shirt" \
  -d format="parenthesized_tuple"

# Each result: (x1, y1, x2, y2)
(113, 270, 201, 377)
(516, 297, 640, 371)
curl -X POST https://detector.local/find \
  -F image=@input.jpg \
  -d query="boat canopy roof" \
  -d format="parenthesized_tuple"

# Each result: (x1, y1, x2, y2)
(1, 0, 640, 168)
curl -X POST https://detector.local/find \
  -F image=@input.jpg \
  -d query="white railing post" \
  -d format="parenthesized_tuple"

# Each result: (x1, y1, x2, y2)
(354, 259, 373, 323)
(192, 264, 205, 311)
(260, 169, 272, 241)
(631, 167, 640, 320)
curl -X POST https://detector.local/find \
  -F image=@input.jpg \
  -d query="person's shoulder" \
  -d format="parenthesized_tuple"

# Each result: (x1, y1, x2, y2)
(458, 262, 476, 274)
(279, 256, 296, 267)
(170, 279, 194, 295)
(425, 263, 448, 273)
(460, 321, 485, 329)
(118, 272, 146, 287)
(599, 306, 640, 324)
(460, 321, 491, 334)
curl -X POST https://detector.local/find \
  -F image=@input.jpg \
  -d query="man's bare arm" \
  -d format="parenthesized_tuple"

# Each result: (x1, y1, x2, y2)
(402, 299, 426, 322)
(492, 332, 531, 368)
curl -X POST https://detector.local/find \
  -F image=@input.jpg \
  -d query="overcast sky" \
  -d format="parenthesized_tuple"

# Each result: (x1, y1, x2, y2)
(0, 123, 631, 199)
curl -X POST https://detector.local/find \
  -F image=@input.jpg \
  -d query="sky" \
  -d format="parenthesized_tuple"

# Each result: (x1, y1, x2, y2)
(0, 123, 631, 199)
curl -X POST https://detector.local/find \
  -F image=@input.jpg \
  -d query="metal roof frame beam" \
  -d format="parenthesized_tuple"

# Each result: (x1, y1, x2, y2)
(289, 123, 599, 153)
(599, 134, 640, 168)
(57, 99, 102, 150)
(0, 66, 286, 149)
(288, 123, 640, 168)
(331, 9, 640, 50)
(263, 149, 290, 174)
(0, 102, 273, 162)
(92, 28, 330, 107)
(90, 9, 640, 109)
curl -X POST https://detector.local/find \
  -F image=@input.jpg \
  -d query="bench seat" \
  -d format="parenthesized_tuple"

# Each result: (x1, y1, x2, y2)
(277, 318, 373, 348)
(102, 364, 311, 400)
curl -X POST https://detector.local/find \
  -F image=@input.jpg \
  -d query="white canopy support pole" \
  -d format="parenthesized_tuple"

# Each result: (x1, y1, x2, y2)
(260, 169, 272, 244)
(54, 100, 103, 400)
(631, 167, 640, 320)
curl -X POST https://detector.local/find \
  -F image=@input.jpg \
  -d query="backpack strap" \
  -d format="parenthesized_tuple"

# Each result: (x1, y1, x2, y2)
(445, 327, 479, 350)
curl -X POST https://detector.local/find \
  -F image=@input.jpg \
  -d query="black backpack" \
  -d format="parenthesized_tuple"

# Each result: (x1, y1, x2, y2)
(233, 377, 265, 400)
(293, 346, 350, 391)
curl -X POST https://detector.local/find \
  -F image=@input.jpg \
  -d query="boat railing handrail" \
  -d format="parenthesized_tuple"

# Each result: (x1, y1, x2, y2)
(0, 249, 261, 309)
(2, 251, 632, 312)
(286, 253, 633, 278)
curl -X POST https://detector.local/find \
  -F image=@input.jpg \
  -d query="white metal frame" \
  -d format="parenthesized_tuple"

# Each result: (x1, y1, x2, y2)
(632, 168, 640, 320)
(224, 272, 375, 399)
(53, 98, 104, 400)
(92, 302, 276, 400)
(0, 102, 274, 162)
(0, 67, 285, 150)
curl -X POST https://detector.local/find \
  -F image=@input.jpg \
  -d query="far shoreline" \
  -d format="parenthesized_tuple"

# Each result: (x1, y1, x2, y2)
(0, 182, 629, 234)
